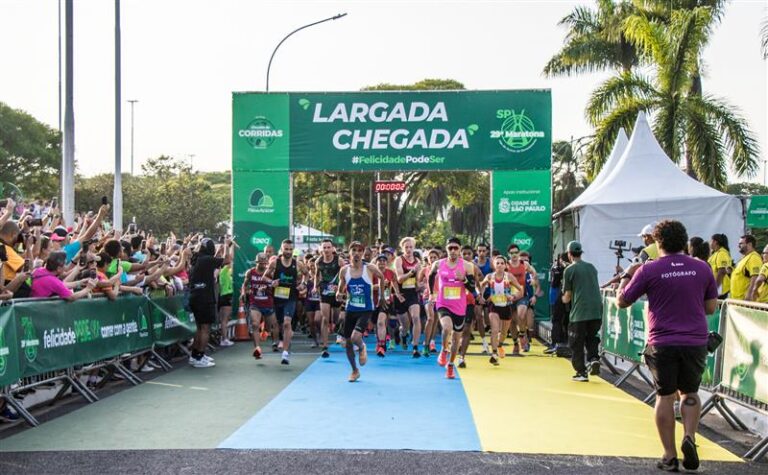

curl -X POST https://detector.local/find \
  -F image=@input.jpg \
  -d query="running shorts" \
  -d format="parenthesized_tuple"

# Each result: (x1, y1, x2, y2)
(437, 307, 465, 332)
(343, 311, 372, 339)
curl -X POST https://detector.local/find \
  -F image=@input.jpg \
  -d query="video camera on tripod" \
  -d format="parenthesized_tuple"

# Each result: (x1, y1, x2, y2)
(608, 239, 632, 272)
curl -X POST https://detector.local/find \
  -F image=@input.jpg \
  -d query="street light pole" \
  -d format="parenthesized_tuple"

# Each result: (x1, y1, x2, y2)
(113, 0, 123, 231)
(265, 13, 347, 92)
(127, 99, 138, 175)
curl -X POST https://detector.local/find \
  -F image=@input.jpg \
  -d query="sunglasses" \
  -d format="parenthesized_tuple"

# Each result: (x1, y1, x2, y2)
(447, 246, 460, 251)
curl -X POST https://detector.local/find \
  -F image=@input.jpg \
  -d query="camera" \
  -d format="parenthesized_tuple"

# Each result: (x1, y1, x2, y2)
(27, 218, 43, 227)
(0, 244, 7, 262)
(101, 196, 109, 206)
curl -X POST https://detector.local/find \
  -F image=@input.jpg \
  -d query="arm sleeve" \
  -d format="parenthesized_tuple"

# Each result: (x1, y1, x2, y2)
(748, 254, 762, 277)
(715, 252, 729, 269)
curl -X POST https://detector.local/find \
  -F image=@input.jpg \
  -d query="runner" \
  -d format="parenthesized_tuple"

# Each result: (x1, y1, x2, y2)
(304, 256, 321, 347)
(314, 239, 344, 358)
(520, 251, 541, 352)
(431, 237, 475, 379)
(419, 249, 440, 356)
(336, 241, 387, 382)
(395, 237, 422, 358)
(457, 246, 484, 368)
(374, 254, 403, 357)
(240, 252, 277, 360)
(217, 260, 234, 347)
(475, 243, 493, 354)
(479, 255, 523, 363)
(506, 244, 536, 356)
(265, 239, 308, 365)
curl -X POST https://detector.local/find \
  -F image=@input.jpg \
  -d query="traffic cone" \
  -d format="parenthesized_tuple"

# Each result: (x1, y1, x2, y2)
(234, 306, 250, 341)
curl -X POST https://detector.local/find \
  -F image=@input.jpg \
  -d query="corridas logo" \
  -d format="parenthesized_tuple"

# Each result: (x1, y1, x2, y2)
(493, 109, 545, 153)
(239, 117, 283, 149)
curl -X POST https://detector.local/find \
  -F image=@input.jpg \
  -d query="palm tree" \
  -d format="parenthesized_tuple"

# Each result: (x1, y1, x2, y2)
(762, 17, 768, 59)
(586, 7, 759, 189)
(552, 140, 588, 213)
(543, 0, 640, 77)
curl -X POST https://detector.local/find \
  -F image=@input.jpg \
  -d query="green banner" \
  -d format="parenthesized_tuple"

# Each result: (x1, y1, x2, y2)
(14, 297, 153, 378)
(746, 195, 768, 228)
(721, 304, 768, 404)
(492, 169, 551, 319)
(601, 296, 647, 363)
(0, 304, 20, 387)
(148, 296, 197, 347)
(233, 91, 551, 172)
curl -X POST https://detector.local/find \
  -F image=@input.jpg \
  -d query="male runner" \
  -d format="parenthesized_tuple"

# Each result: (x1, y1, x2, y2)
(375, 254, 403, 357)
(457, 246, 484, 368)
(431, 237, 475, 379)
(479, 255, 523, 363)
(265, 239, 308, 365)
(419, 249, 440, 356)
(507, 244, 536, 356)
(314, 239, 344, 358)
(240, 252, 277, 359)
(395, 237, 422, 357)
(337, 241, 386, 381)
(475, 243, 493, 353)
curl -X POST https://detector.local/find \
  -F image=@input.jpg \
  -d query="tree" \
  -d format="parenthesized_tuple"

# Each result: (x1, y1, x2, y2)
(762, 17, 768, 59)
(586, 7, 759, 189)
(0, 102, 61, 200)
(543, 0, 640, 77)
(552, 140, 588, 213)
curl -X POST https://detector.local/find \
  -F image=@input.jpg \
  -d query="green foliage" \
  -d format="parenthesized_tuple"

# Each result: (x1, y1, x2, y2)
(726, 182, 768, 196)
(552, 140, 588, 213)
(76, 156, 229, 236)
(362, 79, 465, 91)
(0, 102, 62, 200)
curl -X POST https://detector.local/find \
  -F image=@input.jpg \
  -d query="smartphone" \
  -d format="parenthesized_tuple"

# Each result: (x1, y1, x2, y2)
(23, 259, 31, 272)
(141, 240, 147, 251)
(79, 254, 88, 267)
(51, 197, 57, 209)
(101, 196, 109, 206)
(160, 243, 167, 255)
(0, 244, 7, 262)
(28, 218, 43, 227)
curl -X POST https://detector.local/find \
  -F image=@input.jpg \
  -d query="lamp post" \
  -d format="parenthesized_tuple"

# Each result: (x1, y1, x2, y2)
(127, 99, 138, 175)
(265, 13, 347, 92)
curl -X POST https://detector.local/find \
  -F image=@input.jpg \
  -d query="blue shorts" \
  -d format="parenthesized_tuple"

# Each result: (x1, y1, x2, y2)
(516, 297, 530, 308)
(274, 300, 297, 323)
(250, 306, 274, 317)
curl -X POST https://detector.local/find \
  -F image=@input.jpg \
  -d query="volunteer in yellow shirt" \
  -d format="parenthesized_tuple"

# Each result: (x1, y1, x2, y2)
(732, 235, 762, 300)
(753, 249, 768, 303)
(707, 234, 732, 298)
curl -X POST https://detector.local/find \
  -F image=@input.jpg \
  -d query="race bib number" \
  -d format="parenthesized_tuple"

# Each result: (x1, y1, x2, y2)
(384, 288, 391, 301)
(491, 294, 507, 306)
(348, 295, 366, 308)
(443, 286, 461, 300)
(322, 284, 337, 296)
(403, 277, 416, 289)
(275, 286, 291, 299)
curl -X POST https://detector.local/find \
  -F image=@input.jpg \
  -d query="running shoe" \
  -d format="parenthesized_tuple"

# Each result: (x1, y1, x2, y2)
(359, 345, 368, 366)
(489, 354, 499, 366)
(681, 435, 699, 471)
(336, 335, 344, 345)
(498, 346, 505, 358)
(321, 347, 330, 358)
(191, 357, 215, 368)
(401, 333, 408, 350)
(376, 346, 386, 357)
(252, 347, 262, 359)
(220, 339, 234, 347)
(571, 373, 588, 382)
(272, 343, 279, 352)
(394, 332, 401, 346)
(512, 342, 521, 356)
(519, 334, 528, 351)
(446, 363, 456, 379)
(0, 407, 20, 421)
(523, 341, 531, 352)
(278, 341, 284, 350)
(281, 351, 290, 365)
(412, 347, 421, 359)
(310, 342, 318, 349)
(543, 346, 558, 355)
(349, 369, 360, 382)
(481, 339, 489, 354)
(429, 340, 437, 353)
(588, 360, 601, 376)
(422, 347, 430, 358)
(388, 339, 395, 351)
(457, 357, 466, 369)
(656, 457, 679, 472)
(437, 350, 448, 367)
(260, 330, 268, 340)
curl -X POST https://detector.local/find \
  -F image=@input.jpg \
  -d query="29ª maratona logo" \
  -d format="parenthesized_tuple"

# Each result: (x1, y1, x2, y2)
(493, 109, 545, 153)
(239, 117, 283, 149)
(248, 189, 274, 214)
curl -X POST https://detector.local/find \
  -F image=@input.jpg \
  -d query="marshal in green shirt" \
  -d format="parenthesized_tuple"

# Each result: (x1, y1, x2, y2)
(562, 260, 602, 322)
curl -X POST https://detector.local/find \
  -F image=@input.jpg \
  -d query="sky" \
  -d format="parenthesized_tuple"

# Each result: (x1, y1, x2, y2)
(1, 0, 766, 182)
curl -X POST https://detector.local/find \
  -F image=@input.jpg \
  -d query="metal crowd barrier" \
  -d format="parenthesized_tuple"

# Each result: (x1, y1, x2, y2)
(0, 293, 197, 427)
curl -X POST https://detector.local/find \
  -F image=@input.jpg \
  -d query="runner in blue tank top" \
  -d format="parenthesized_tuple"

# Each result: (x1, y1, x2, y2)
(337, 241, 387, 382)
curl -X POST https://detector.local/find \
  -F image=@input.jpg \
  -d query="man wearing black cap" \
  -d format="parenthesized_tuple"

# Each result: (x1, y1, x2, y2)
(562, 240, 602, 382)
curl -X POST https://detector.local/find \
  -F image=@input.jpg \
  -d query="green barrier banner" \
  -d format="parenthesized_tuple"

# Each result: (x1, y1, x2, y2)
(14, 297, 152, 378)
(746, 195, 768, 228)
(601, 297, 647, 363)
(148, 296, 196, 347)
(0, 305, 20, 387)
(701, 309, 721, 387)
(721, 304, 768, 404)
(234, 91, 552, 172)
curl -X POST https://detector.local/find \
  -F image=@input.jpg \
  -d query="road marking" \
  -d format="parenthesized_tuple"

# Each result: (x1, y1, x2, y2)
(146, 381, 183, 388)
(189, 386, 209, 391)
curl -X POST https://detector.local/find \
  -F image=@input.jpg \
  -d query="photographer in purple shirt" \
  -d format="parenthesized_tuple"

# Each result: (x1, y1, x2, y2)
(618, 220, 718, 472)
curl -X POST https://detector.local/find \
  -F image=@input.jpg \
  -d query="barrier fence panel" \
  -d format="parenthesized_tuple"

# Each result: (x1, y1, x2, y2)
(147, 295, 196, 347)
(12, 296, 154, 378)
(0, 304, 20, 387)
(721, 303, 768, 406)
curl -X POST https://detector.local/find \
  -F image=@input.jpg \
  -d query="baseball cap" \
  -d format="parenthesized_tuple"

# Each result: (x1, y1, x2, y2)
(638, 223, 656, 236)
(52, 226, 68, 238)
(50, 233, 66, 242)
(376, 253, 388, 261)
(567, 241, 583, 253)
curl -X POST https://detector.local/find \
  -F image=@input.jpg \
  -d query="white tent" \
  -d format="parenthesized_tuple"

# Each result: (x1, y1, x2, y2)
(559, 112, 745, 284)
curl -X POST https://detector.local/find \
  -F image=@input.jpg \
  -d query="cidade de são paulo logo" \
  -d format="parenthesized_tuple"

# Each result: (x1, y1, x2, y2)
(493, 109, 545, 153)
(239, 117, 283, 149)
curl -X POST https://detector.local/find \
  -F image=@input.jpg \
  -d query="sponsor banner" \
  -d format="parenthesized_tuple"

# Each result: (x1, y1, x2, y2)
(493, 170, 551, 227)
(13, 296, 153, 378)
(0, 304, 20, 387)
(374, 181, 407, 193)
(232, 170, 290, 227)
(148, 296, 197, 347)
(721, 304, 768, 404)
(233, 93, 290, 172)
(232, 222, 289, 305)
(746, 195, 768, 228)
(233, 90, 551, 172)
